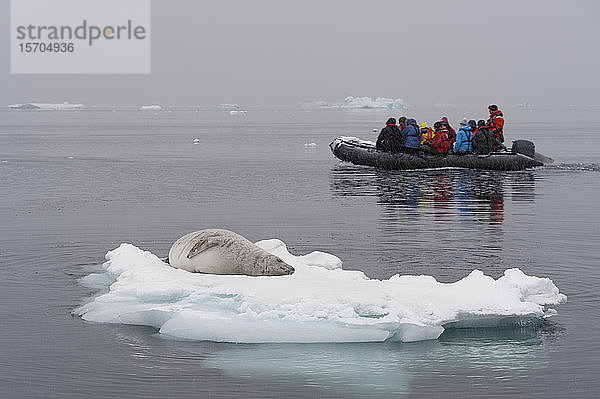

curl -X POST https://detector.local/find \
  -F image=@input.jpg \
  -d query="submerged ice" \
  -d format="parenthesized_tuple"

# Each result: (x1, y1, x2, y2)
(77, 240, 566, 343)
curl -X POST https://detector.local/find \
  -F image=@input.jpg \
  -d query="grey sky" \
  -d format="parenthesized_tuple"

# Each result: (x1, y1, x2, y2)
(2, 0, 599, 107)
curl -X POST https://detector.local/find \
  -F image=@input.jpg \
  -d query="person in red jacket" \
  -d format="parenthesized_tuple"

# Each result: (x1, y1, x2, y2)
(487, 104, 505, 150)
(430, 121, 452, 155)
(441, 116, 456, 145)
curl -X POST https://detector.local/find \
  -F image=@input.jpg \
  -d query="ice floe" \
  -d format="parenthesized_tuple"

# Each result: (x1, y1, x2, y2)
(77, 240, 566, 343)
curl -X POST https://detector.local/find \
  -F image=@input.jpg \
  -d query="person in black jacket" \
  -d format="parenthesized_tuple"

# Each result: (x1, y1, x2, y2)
(398, 116, 408, 131)
(473, 120, 493, 154)
(376, 118, 403, 152)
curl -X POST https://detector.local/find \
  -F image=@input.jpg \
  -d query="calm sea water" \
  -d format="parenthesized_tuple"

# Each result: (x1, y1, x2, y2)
(1, 107, 599, 398)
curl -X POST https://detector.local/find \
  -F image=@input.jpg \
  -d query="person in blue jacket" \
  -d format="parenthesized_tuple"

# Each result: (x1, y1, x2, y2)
(454, 118, 473, 154)
(401, 118, 421, 154)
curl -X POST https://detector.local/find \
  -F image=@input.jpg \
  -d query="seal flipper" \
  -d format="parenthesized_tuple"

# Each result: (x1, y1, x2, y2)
(188, 237, 227, 259)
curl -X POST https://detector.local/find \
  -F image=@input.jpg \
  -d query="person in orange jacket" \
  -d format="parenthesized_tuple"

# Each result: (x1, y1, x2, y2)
(487, 104, 505, 150)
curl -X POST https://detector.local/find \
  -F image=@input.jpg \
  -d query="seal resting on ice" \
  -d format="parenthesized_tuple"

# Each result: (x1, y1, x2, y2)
(165, 229, 295, 276)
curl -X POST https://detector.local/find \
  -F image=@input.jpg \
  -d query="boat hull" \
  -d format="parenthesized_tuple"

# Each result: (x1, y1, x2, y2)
(330, 136, 544, 171)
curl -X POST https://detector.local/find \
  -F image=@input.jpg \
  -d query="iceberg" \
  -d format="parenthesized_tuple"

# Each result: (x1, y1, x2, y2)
(342, 96, 405, 110)
(140, 105, 163, 111)
(9, 102, 84, 110)
(77, 240, 566, 343)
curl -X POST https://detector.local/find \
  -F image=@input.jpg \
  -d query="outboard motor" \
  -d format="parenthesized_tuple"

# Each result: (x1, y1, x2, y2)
(511, 140, 535, 159)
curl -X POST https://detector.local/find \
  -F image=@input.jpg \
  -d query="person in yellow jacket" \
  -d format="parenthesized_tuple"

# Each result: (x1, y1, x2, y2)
(420, 122, 435, 144)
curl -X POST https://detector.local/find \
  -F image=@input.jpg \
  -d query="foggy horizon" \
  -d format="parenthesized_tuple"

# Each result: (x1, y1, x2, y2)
(2, 0, 599, 107)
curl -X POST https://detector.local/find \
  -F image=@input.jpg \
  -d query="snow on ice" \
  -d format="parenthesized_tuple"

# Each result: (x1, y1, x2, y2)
(77, 239, 566, 343)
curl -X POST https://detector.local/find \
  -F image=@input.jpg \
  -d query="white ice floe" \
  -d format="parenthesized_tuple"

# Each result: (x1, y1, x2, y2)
(77, 240, 566, 343)
(304, 142, 317, 148)
(140, 105, 163, 111)
(9, 102, 84, 110)
(229, 110, 248, 115)
(342, 96, 405, 110)
(192, 138, 201, 144)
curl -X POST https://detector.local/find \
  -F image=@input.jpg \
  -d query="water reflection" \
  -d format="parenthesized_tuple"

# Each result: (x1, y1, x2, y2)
(204, 323, 560, 398)
(330, 165, 537, 279)
(330, 165, 531, 226)
(332, 166, 538, 222)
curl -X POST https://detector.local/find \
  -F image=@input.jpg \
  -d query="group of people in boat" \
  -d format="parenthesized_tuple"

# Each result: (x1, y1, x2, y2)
(376, 105, 505, 156)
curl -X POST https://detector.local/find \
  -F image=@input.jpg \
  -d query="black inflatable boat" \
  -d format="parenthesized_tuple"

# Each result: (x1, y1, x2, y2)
(330, 136, 551, 171)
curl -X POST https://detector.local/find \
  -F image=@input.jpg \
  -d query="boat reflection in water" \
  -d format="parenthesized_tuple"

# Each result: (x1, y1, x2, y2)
(330, 165, 536, 281)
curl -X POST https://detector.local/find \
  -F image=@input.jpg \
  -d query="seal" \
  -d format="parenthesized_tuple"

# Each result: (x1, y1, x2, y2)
(166, 229, 295, 276)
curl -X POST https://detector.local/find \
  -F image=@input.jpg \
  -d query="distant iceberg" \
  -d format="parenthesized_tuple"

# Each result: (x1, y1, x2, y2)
(140, 105, 163, 111)
(218, 104, 240, 109)
(9, 102, 84, 110)
(343, 96, 405, 110)
(77, 240, 566, 344)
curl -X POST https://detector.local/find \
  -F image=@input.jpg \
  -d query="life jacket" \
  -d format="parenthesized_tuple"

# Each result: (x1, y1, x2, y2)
(377, 124, 403, 152)
(463, 129, 473, 152)
(421, 127, 434, 143)
(432, 127, 451, 154)
(385, 124, 401, 138)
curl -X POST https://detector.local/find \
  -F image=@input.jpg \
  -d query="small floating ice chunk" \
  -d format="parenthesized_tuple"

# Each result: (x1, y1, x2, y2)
(218, 104, 240, 109)
(304, 142, 317, 148)
(230, 110, 248, 115)
(372, 128, 378, 132)
(192, 138, 200, 144)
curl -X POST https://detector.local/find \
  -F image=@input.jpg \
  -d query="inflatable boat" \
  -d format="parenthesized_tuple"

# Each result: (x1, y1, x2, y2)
(330, 136, 551, 171)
